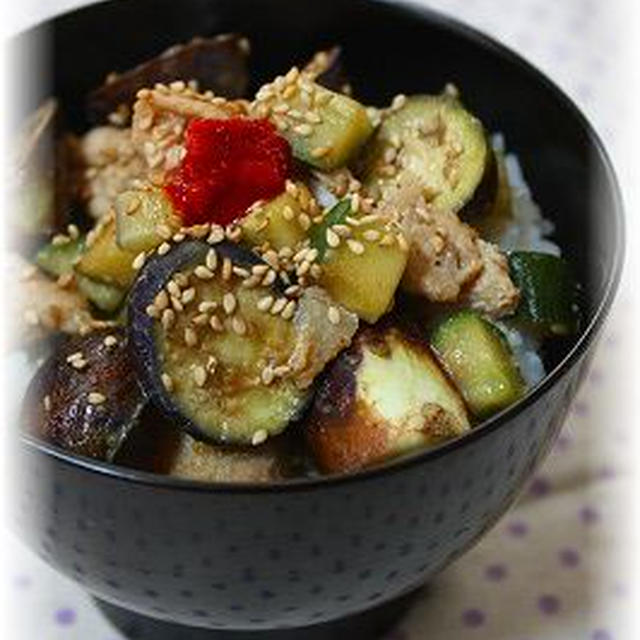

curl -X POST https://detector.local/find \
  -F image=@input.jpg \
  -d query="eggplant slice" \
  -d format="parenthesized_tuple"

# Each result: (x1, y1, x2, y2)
(128, 240, 312, 446)
(22, 329, 145, 461)
(306, 323, 469, 474)
(303, 46, 351, 95)
(87, 34, 250, 123)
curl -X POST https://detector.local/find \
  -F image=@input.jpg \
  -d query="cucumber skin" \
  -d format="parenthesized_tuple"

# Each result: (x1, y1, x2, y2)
(36, 237, 85, 277)
(431, 310, 525, 420)
(509, 252, 579, 337)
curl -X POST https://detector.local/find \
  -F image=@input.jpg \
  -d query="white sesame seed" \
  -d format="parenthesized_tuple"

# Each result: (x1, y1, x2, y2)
(209, 315, 224, 332)
(156, 224, 173, 240)
(278, 246, 294, 259)
(271, 297, 287, 315)
(194, 265, 214, 280)
(172, 232, 186, 243)
(207, 226, 225, 244)
(306, 248, 319, 263)
(273, 365, 290, 378)
(296, 261, 311, 277)
(333, 224, 352, 237)
(132, 252, 146, 270)
(251, 429, 269, 446)
(52, 234, 71, 246)
(328, 306, 341, 325)
(231, 316, 247, 335)
(184, 327, 198, 347)
(171, 296, 184, 312)
(281, 300, 296, 320)
(157, 242, 171, 256)
(206, 355, 218, 372)
(285, 180, 299, 197)
(222, 292, 237, 315)
(241, 275, 261, 288)
(146, 304, 159, 318)
(311, 145, 331, 159)
(181, 287, 196, 304)
(233, 266, 251, 278)
(103, 335, 118, 347)
(251, 264, 269, 276)
(154, 290, 169, 310)
(262, 269, 277, 287)
(282, 205, 295, 221)
(71, 358, 88, 370)
(396, 233, 409, 252)
(88, 392, 106, 405)
(191, 313, 209, 326)
(43, 395, 51, 411)
(198, 301, 218, 313)
(257, 295, 274, 311)
(67, 224, 80, 239)
(293, 123, 313, 137)
(66, 351, 84, 363)
(222, 258, 232, 281)
(167, 281, 181, 297)
(261, 367, 275, 386)
(326, 228, 340, 248)
(161, 308, 176, 330)
(193, 365, 207, 387)
(284, 284, 301, 297)
(298, 213, 311, 231)
(161, 373, 174, 392)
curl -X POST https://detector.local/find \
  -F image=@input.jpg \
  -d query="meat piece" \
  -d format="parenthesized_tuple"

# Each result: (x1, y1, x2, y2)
(131, 86, 247, 183)
(287, 286, 359, 389)
(462, 239, 520, 318)
(80, 126, 145, 219)
(7, 253, 95, 344)
(400, 201, 483, 302)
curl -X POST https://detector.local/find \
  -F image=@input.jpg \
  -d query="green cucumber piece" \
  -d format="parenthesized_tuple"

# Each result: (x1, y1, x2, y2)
(509, 252, 579, 337)
(36, 236, 85, 277)
(431, 310, 525, 419)
(254, 76, 373, 170)
(114, 188, 180, 253)
(76, 275, 126, 314)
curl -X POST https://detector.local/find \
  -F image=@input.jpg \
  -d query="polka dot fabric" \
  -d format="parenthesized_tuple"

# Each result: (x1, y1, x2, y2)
(7, 0, 634, 638)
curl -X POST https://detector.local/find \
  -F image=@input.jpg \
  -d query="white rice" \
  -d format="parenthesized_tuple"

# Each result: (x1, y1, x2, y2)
(493, 133, 559, 388)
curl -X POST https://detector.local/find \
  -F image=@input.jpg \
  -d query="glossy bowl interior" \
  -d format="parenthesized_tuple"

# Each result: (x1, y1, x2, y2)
(12, 0, 623, 637)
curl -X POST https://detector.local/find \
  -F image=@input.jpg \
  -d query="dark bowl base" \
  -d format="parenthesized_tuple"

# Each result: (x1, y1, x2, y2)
(94, 589, 420, 640)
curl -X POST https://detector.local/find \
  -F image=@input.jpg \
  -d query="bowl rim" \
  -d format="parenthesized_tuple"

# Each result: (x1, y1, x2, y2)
(19, 0, 626, 494)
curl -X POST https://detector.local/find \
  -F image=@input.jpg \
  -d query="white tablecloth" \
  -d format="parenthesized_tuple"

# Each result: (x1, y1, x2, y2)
(6, 1, 638, 638)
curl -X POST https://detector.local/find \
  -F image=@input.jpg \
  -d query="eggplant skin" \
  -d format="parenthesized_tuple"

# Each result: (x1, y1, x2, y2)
(87, 34, 250, 122)
(304, 46, 351, 95)
(21, 329, 145, 461)
(306, 324, 470, 475)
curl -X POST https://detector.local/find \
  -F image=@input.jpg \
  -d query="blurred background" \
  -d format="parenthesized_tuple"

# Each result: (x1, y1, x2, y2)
(4, 0, 638, 638)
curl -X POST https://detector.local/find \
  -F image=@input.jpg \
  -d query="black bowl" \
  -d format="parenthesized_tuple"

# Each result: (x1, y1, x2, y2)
(12, 1, 624, 639)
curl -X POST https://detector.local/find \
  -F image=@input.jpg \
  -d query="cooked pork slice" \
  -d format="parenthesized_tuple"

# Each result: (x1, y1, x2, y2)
(80, 126, 145, 219)
(462, 239, 520, 318)
(287, 286, 359, 389)
(400, 202, 483, 302)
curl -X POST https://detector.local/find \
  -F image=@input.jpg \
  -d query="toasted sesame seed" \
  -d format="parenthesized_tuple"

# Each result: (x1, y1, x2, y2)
(281, 300, 297, 320)
(67, 224, 80, 239)
(43, 395, 51, 411)
(284, 284, 301, 297)
(296, 260, 311, 276)
(188, 224, 211, 239)
(170, 296, 184, 312)
(66, 351, 84, 363)
(156, 224, 173, 240)
(262, 269, 277, 286)
(333, 224, 352, 237)
(52, 234, 71, 246)
(154, 290, 169, 310)
(396, 233, 409, 252)
(157, 242, 171, 256)
(191, 313, 209, 327)
(206, 355, 218, 372)
(262, 249, 280, 268)
(146, 304, 159, 318)
(71, 358, 88, 370)
(161, 373, 174, 391)
(167, 281, 181, 297)
(273, 365, 290, 377)
(251, 429, 268, 445)
(293, 123, 313, 137)
(56, 272, 75, 289)
(270, 297, 287, 315)
(104, 335, 118, 347)
(132, 251, 146, 270)
(251, 264, 270, 276)
(198, 301, 218, 313)
(293, 247, 308, 263)
(306, 248, 319, 263)
(232, 266, 251, 278)
(181, 287, 196, 304)
(346, 239, 365, 255)
(126, 196, 141, 215)
(311, 145, 331, 159)
(328, 306, 341, 325)
(172, 232, 186, 243)
(298, 213, 311, 231)
(194, 265, 214, 280)
(209, 314, 224, 332)
(305, 111, 322, 124)
(184, 327, 198, 347)
(310, 264, 322, 279)
(193, 365, 207, 387)
(226, 226, 242, 242)
(391, 93, 407, 111)
(88, 392, 106, 405)
(161, 308, 176, 330)
(257, 295, 274, 311)
(222, 257, 232, 281)
(282, 205, 295, 221)
(256, 218, 270, 232)
(231, 316, 247, 335)
(278, 246, 294, 259)
(261, 367, 275, 386)
(350, 193, 361, 213)
(207, 226, 225, 244)
(326, 228, 340, 248)
(241, 275, 261, 288)
(285, 180, 299, 197)
(170, 80, 186, 92)
(222, 292, 237, 315)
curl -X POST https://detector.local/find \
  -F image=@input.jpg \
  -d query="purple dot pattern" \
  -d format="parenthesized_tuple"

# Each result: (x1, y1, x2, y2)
(54, 608, 76, 626)
(461, 608, 486, 628)
(9, 2, 628, 640)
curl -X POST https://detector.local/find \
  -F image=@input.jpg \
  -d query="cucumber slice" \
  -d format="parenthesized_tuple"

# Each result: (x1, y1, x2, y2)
(309, 199, 351, 261)
(114, 188, 181, 253)
(363, 94, 495, 217)
(431, 310, 525, 419)
(76, 275, 126, 314)
(509, 252, 579, 337)
(240, 182, 312, 250)
(253, 74, 373, 170)
(128, 240, 311, 445)
(36, 236, 85, 277)
(76, 215, 138, 288)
